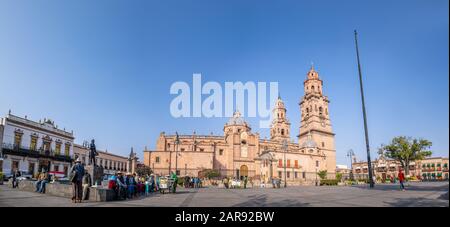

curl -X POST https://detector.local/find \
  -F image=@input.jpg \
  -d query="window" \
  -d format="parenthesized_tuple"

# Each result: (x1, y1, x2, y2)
(278, 171, 282, 178)
(55, 142, 61, 155)
(281, 129, 284, 135)
(287, 159, 291, 168)
(64, 143, 71, 156)
(200, 148, 204, 152)
(156, 157, 160, 163)
(237, 129, 241, 133)
(322, 142, 325, 148)
(14, 131, 23, 148)
(278, 159, 282, 167)
(30, 136, 38, 151)
(295, 172, 298, 179)
(219, 149, 223, 155)
(180, 148, 185, 152)
(302, 172, 306, 179)
(287, 172, 290, 178)
(54, 165, 59, 172)
(295, 160, 299, 168)
(176, 170, 180, 175)
(316, 160, 319, 167)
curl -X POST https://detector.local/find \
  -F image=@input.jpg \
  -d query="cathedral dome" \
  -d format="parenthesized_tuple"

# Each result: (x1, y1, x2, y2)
(227, 111, 246, 126)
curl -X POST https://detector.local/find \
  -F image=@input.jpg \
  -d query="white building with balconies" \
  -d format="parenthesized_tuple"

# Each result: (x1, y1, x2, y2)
(0, 111, 74, 177)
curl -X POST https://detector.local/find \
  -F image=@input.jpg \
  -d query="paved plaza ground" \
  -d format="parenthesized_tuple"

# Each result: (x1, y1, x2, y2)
(0, 182, 448, 207)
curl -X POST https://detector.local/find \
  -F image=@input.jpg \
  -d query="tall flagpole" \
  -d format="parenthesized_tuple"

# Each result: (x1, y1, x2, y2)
(354, 30, 374, 188)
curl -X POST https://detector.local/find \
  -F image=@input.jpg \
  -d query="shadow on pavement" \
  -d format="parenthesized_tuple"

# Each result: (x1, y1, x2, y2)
(353, 183, 449, 192)
(231, 194, 310, 207)
(383, 193, 449, 207)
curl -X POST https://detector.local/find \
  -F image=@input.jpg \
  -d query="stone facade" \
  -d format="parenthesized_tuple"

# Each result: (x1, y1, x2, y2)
(144, 67, 336, 185)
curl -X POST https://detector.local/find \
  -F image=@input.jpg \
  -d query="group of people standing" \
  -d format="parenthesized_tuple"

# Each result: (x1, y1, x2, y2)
(222, 176, 250, 189)
(183, 176, 202, 188)
(108, 171, 179, 200)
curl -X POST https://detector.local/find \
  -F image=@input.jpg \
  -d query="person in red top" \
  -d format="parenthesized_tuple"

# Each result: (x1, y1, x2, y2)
(398, 169, 406, 191)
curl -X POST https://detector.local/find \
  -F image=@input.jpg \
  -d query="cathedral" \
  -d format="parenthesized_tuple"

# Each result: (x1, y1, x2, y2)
(143, 66, 336, 185)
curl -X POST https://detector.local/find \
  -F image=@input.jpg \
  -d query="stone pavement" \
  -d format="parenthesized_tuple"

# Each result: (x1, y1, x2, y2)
(0, 182, 448, 207)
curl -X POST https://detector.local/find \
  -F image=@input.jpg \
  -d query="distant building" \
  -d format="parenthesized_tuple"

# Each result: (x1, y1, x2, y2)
(73, 144, 133, 175)
(0, 112, 74, 176)
(336, 164, 350, 174)
(352, 156, 449, 181)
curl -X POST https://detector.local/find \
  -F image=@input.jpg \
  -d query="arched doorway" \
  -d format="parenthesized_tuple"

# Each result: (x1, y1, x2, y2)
(240, 165, 248, 180)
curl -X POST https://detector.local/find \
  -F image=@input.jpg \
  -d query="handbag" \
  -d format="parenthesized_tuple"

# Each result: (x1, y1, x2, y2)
(69, 170, 77, 183)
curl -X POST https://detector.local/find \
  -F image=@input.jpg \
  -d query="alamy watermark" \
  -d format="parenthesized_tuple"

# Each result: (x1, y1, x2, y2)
(170, 74, 279, 128)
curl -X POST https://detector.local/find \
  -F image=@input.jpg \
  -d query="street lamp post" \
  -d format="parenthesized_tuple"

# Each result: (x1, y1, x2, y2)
(282, 139, 288, 188)
(347, 149, 355, 181)
(354, 30, 374, 188)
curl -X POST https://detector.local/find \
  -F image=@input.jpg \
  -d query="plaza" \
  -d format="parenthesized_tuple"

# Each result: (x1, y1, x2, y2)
(0, 182, 448, 207)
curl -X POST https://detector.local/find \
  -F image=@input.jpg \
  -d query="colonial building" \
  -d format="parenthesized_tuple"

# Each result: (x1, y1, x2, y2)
(0, 111, 74, 176)
(73, 144, 136, 175)
(352, 156, 449, 181)
(144, 66, 337, 185)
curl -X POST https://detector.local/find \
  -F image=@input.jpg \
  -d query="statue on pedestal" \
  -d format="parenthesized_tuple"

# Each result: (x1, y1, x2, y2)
(89, 139, 98, 166)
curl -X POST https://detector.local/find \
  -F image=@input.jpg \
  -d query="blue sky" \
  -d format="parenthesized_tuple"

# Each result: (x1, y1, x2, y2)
(0, 0, 448, 166)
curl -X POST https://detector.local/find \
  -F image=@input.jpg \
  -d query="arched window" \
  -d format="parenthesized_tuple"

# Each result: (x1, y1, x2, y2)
(311, 86, 315, 91)
(281, 129, 284, 135)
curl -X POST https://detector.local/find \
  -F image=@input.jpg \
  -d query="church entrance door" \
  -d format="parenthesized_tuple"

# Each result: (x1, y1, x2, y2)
(240, 165, 248, 180)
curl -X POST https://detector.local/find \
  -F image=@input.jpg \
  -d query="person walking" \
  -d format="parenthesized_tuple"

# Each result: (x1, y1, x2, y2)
(82, 172, 92, 200)
(70, 158, 85, 203)
(12, 169, 21, 188)
(170, 172, 178, 193)
(223, 177, 229, 189)
(243, 176, 248, 189)
(398, 169, 406, 191)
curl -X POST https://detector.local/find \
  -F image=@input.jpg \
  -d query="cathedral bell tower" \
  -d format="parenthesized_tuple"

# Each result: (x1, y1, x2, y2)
(270, 95, 291, 141)
(298, 65, 336, 174)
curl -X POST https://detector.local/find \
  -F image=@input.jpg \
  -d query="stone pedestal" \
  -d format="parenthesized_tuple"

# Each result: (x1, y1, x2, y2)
(85, 165, 104, 186)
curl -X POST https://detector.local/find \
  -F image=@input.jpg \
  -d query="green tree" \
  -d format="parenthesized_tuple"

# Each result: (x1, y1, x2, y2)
(205, 169, 220, 179)
(317, 170, 328, 180)
(380, 136, 432, 176)
(336, 172, 343, 182)
(135, 165, 153, 176)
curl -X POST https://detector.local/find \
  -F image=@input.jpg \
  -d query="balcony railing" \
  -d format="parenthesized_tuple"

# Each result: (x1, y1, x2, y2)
(2, 143, 73, 162)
